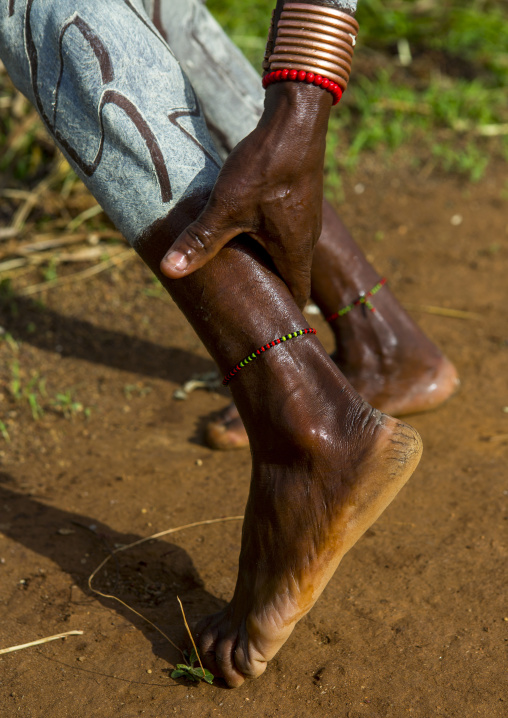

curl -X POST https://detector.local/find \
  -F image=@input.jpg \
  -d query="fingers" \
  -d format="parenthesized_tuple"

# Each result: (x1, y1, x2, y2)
(271, 254, 312, 311)
(160, 207, 242, 279)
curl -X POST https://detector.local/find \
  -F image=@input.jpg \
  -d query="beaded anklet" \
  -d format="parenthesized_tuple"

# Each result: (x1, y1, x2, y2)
(326, 278, 386, 322)
(222, 328, 317, 386)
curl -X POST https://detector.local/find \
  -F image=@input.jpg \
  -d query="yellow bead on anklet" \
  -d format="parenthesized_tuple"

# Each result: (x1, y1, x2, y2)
(222, 328, 317, 386)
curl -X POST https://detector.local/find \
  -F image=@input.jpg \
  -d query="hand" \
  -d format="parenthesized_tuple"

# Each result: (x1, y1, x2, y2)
(160, 82, 332, 308)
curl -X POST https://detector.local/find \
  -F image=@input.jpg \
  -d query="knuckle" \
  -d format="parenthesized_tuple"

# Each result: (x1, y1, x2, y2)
(184, 221, 218, 254)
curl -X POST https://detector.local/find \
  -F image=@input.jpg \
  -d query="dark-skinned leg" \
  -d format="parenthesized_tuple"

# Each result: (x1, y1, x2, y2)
(206, 200, 459, 450)
(310, 202, 459, 413)
(142, 201, 423, 687)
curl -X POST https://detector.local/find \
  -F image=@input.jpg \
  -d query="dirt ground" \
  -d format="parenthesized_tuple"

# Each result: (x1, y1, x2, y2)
(0, 158, 507, 718)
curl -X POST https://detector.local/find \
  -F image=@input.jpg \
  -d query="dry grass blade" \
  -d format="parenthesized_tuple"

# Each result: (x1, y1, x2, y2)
(0, 228, 19, 241)
(87, 570, 184, 659)
(16, 248, 134, 296)
(1, 189, 34, 200)
(177, 597, 206, 676)
(0, 246, 125, 273)
(0, 257, 29, 273)
(67, 204, 104, 231)
(0, 231, 125, 259)
(21, 230, 124, 252)
(476, 123, 508, 137)
(0, 631, 84, 655)
(87, 516, 243, 665)
(9, 162, 62, 232)
(482, 434, 508, 442)
(402, 303, 481, 320)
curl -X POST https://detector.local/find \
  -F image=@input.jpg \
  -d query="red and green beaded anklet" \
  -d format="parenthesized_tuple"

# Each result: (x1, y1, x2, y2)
(326, 278, 387, 322)
(222, 328, 317, 386)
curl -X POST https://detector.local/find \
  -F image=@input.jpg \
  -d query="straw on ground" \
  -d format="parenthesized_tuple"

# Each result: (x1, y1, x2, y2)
(0, 630, 84, 655)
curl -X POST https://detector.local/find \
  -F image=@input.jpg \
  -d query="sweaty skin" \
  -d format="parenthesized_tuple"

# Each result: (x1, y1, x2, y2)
(143, 198, 423, 687)
(206, 201, 459, 451)
(161, 81, 333, 309)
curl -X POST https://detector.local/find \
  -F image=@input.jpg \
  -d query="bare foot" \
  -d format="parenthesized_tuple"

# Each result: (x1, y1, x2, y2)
(206, 402, 249, 451)
(198, 382, 422, 686)
(336, 350, 459, 417)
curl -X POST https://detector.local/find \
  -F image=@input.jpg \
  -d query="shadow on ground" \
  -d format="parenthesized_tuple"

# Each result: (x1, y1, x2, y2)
(0, 475, 227, 672)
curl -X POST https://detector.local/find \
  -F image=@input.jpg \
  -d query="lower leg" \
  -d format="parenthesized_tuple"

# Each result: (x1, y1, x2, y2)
(142, 207, 422, 687)
(310, 202, 459, 415)
(206, 200, 459, 450)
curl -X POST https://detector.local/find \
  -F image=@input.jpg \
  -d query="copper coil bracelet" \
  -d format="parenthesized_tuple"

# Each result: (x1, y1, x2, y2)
(264, 2, 358, 94)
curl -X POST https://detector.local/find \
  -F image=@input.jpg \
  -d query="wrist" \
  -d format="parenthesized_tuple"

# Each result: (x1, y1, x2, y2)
(260, 80, 331, 140)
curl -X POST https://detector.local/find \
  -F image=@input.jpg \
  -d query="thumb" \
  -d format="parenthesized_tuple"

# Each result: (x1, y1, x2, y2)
(160, 210, 242, 279)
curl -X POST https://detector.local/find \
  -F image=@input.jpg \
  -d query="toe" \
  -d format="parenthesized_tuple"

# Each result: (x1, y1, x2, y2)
(197, 617, 223, 678)
(215, 637, 246, 688)
(234, 639, 267, 682)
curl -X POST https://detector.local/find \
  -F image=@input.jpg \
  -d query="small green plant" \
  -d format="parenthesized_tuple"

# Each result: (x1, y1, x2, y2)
(171, 647, 214, 685)
(432, 141, 489, 182)
(9, 360, 22, 400)
(123, 383, 152, 399)
(0, 278, 19, 318)
(9, 361, 45, 419)
(171, 596, 214, 685)
(41, 257, 58, 282)
(51, 391, 90, 419)
(0, 420, 10, 442)
(0, 330, 19, 354)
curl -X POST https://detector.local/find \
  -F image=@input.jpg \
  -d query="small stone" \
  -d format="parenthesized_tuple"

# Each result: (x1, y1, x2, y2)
(77, 656, 85, 662)
(141, 508, 148, 514)
(173, 389, 188, 400)
(304, 302, 320, 315)
(451, 214, 463, 226)
(195, 459, 203, 467)
(147, 669, 152, 674)
(354, 183, 365, 194)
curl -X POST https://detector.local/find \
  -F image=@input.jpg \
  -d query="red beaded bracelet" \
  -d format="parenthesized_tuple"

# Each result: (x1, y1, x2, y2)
(222, 328, 317, 386)
(262, 68, 343, 105)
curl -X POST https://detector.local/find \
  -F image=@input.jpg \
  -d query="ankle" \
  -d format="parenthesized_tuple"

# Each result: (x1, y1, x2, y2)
(229, 343, 368, 457)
